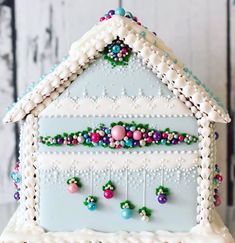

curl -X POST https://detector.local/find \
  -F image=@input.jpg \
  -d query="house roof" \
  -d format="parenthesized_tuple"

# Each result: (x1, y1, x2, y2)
(3, 13, 231, 124)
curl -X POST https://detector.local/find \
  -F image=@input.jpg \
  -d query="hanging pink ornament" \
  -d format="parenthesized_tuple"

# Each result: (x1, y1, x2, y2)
(111, 125, 126, 141)
(214, 194, 221, 207)
(67, 183, 79, 193)
(91, 133, 100, 143)
(104, 189, 114, 199)
(133, 130, 142, 140)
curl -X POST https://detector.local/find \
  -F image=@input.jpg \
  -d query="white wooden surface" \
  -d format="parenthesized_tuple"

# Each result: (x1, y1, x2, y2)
(0, 0, 234, 230)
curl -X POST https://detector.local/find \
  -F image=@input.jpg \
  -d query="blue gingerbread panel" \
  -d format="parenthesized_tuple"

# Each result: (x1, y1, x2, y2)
(39, 167, 198, 232)
(58, 55, 173, 99)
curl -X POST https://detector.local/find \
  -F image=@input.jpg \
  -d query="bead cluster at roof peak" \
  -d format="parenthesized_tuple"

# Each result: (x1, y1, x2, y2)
(100, 8, 142, 26)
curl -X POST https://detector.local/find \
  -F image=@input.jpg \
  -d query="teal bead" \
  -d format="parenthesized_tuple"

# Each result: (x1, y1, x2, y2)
(121, 208, 132, 219)
(86, 138, 91, 144)
(130, 126, 136, 132)
(87, 202, 97, 211)
(161, 139, 166, 145)
(125, 139, 133, 147)
(112, 44, 121, 54)
(105, 129, 110, 134)
(115, 7, 126, 16)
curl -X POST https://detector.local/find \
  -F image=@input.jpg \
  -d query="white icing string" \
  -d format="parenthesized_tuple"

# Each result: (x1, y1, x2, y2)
(161, 166, 164, 186)
(90, 168, 93, 195)
(143, 168, 146, 207)
(126, 168, 128, 200)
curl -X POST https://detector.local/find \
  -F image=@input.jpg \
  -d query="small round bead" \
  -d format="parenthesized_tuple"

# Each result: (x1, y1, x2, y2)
(115, 7, 126, 16)
(108, 10, 115, 16)
(100, 17, 105, 22)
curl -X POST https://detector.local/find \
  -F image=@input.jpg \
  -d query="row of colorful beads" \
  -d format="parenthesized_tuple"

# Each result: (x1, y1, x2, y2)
(10, 161, 21, 201)
(99, 7, 142, 26)
(40, 122, 198, 149)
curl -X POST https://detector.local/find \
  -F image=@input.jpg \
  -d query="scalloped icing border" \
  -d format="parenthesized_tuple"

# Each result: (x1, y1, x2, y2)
(38, 150, 199, 170)
(39, 96, 193, 118)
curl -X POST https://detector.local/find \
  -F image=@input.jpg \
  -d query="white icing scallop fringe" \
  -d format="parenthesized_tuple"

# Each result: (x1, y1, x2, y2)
(38, 150, 199, 170)
(0, 207, 234, 243)
(39, 96, 193, 117)
(3, 16, 230, 123)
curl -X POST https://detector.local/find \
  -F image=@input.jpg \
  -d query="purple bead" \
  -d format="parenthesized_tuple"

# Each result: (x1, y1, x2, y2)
(57, 137, 64, 144)
(67, 135, 73, 141)
(133, 140, 140, 147)
(215, 132, 219, 140)
(158, 194, 167, 204)
(171, 139, 178, 145)
(108, 10, 115, 16)
(142, 133, 148, 138)
(14, 191, 20, 201)
(103, 136, 110, 144)
(153, 132, 161, 141)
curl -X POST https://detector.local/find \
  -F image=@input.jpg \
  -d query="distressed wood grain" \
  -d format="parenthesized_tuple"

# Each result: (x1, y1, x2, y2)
(0, 4, 17, 204)
(15, 0, 119, 95)
(123, 0, 228, 219)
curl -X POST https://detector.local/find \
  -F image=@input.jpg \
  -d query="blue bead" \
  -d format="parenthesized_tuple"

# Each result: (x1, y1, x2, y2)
(121, 208, 132, 219)
(112, 44, 121, 54)
(87, 202, 97, 211)
(83, 134, 89, 139)
(115, 7, 126, 16)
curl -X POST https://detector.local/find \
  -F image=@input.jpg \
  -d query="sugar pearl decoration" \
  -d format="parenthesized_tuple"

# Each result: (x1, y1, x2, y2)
(111, 125, 126, 141)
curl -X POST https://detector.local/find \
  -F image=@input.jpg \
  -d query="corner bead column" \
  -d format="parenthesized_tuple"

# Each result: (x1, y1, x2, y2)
(21, 114, 39, 223)
(197, 116, 214, 224)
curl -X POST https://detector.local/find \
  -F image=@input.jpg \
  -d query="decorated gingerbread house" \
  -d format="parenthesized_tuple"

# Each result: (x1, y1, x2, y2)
(1, 8, 234, 243)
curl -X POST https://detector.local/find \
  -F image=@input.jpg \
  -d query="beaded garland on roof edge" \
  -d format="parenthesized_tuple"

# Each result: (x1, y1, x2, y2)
(39, 121, 198, 149)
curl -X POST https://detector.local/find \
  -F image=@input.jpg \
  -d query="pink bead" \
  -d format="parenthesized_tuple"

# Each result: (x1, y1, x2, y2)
(133, 130, 142, 140)
(214, 194, 221, 207)
(121, 48, 127, 54)
(72, 139, 78, 145)
(91, 133, 100, 143)
(104, 189, 114, 199)
(216, 174, 223, 183)
(67, 183, 79, 193)
(106, 15, 112, 20)
(100, 17, 105, 22)
(146, 137, 153, 144)
(162, 132, 168, 139)
(126, 131, 133, 138)
(111, 125, 126, 141)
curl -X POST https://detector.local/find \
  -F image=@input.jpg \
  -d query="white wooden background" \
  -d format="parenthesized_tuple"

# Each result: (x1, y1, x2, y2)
(0, 0, 234, 233)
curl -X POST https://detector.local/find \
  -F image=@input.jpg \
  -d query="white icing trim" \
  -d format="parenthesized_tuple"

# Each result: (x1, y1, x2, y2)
(0, 208, 234, 243)
(197, 117, 214, 224)
(38, 150, 199, 170)
(21, 115, 39, 223)
(3, 16, 230, 124)
(39, 96, 193, 118)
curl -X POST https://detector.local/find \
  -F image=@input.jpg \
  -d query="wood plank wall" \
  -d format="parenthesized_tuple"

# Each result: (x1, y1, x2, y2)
(0, 0, 234, 223)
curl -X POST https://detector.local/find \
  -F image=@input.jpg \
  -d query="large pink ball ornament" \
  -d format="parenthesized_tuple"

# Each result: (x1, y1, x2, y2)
(111, 125, 126, 141)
